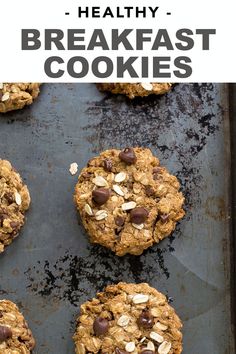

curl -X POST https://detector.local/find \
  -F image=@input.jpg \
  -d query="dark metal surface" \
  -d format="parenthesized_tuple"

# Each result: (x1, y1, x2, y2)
(229, 83, 236, 351)
(0, 83, 234, 354)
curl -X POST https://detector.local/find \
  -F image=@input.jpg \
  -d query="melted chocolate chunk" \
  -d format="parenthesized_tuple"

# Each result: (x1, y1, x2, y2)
(81, 172, 91, 180)
(10, 221, 20, 230)
(145, 185, 155, 196)
(119, 148, 137, 165)
(137, 310, 154, 329)
(92, 188, 110, 205)
(115, 349, 129, 354)
(4, 192, 14, 204)
(0, 325, 12, 341)
(103, 159, 113, 172)
(130, 207, 149, 225)
(115, 216, 125, 227)
(153, 166, 163, 180)
(93, 317, 109, 336)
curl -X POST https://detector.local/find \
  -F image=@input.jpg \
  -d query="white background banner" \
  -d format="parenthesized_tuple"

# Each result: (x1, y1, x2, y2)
(0, 0, 236, 82)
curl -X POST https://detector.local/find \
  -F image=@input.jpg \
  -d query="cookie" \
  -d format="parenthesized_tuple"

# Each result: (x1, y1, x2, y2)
(0, 159, 31, 253)
(0, 299, 35, 353)
(73, 282, 183, 354)
(97, 83, 172, 99)
(0, 83, 40, 113)
(74, 147, 184, 256)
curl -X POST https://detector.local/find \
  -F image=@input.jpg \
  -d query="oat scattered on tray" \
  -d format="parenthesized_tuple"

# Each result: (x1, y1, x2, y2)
(69, 162, 78, 176)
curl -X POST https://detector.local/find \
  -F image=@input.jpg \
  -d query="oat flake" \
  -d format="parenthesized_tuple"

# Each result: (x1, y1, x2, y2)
(141, 83, 153, 91)
(69, 162, 78, 175)
(14, 192, 22, 206)
(84, 204, 93, 216)
(1, 92, 10, 102)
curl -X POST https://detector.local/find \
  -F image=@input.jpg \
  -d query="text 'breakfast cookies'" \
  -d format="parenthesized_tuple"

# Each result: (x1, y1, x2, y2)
(0, 83, 40, 113)
(0, 300, 35, 353)
(0, 159, 30, 253)
(74, 147, 185, 256)
(73, 282, 182, 354)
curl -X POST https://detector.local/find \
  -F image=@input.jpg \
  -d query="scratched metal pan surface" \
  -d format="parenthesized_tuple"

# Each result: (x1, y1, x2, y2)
(0, 83, 234, 353)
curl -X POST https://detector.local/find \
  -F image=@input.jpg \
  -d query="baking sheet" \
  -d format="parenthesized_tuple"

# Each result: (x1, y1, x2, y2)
(0, 83, 234, 353)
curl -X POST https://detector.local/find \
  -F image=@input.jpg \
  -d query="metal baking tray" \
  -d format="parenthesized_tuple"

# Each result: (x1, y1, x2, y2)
(0, 83, 234, 354)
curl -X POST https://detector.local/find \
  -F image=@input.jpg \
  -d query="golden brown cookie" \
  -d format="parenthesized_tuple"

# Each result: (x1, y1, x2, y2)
(0, 159, 31, 253)
(73, 282, 183, 354)
(0, 83, 40, 113)
(0, 300, 35, 353)
(97, 83, 172, 99)
(74, 147, 185, 256)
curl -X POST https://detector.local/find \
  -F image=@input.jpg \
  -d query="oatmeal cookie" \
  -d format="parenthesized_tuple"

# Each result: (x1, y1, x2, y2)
(73, 282, 183, 354)
(0, 83, 40, 113)
(97, 83, 172, 99)
(0, 159, 31, 253)
(0, 300, 35, 353)
(74, 147, 184, 256)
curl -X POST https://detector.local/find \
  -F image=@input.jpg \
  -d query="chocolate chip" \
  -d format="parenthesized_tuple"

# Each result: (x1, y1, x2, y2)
(130, 207, 149, 225)
(153, 166, 162, 180)
(145, 186, 155, 196)
(115, 348, 129, 354)
(0, 311, 3, 318)
(93, 317, 109, 336)
(137, 310, 154, 329)
(10, 221, 20, 230)
(141, 351, 155, 354)
(103, 159, 113, 172)
(9, 230, 18, 238)
(4, 192, 14, 204)
(92, 188, 110, 205)
(81, 172, 91, 180)
(160, 214, 169, 223)
(0, 92, 2, 100)
(153, 167, 162, 173)
(115, 216, 125, 227)
(115, 229, 122, 239)
(0, 325, 12, 341)
(0, 213, 8, 220)
(0, 214, 8, 226)
(119, 148, 137, 165)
